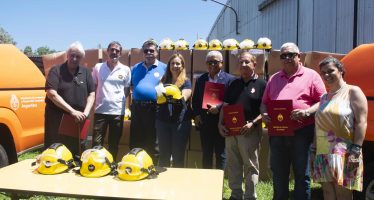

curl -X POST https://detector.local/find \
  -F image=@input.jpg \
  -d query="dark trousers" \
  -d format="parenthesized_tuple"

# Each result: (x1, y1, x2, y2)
(199, 114, 226, 170)
(156, 119, 191, 168)
(269, 124, 314, 200)
(44, 105, 82, 159)
(129, 102, 157, 160)
(92, 113, 124, 159)
(44, 105, 63, 149)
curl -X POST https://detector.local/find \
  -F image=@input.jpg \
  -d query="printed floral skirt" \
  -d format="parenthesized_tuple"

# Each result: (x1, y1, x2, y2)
(311, 138, 363, 191)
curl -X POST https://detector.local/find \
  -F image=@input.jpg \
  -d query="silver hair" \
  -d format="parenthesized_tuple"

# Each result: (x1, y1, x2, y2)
(280, 42, 300, 54)
(206, 50, 223, 61)
(67, 41, 85, 58)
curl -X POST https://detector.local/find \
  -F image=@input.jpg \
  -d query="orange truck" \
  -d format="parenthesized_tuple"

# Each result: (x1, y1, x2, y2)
(0, 44, 45, 167)
(342, 44, 374, 199)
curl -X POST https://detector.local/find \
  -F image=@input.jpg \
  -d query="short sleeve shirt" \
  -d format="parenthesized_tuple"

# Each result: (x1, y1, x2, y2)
(92, 61, 131, 115)
(45, 62, 95, 111)
(224, 75, 267, 121)
(131, 60, 167, 101)
(261, 64, 326, 128)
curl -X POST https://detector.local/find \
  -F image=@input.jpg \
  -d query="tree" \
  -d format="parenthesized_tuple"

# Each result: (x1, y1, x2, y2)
(0, 27, 16, 45)
(23, 46, 33, 56)
(35, 46, 56, 56)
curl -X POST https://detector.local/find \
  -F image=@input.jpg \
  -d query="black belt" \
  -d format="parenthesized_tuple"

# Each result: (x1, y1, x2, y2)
(132, 100, 155, 107)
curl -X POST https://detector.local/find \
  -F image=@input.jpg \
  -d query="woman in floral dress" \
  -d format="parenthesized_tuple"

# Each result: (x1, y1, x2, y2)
(303, 57, 368, 199)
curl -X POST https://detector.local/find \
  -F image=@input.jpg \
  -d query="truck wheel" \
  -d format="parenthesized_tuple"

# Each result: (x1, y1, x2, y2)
(365, 163, 374, 200)
(0, 144, 9, 168)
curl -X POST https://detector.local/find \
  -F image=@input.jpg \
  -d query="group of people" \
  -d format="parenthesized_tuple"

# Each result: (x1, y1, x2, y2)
(44, 40, 367, 200)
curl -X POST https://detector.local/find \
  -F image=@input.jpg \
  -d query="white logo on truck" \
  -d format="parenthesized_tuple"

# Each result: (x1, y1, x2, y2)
(10, 94, 20, 110)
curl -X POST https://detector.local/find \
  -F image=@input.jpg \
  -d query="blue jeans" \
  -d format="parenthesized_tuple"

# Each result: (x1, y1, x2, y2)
(156, 119, 191, 168)
(269, 124, 314, 200)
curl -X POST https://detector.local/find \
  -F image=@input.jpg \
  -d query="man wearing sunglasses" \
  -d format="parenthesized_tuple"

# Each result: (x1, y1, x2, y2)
(92, 41, 131, 160)
(192, 51, 235, 170)
(260, 43, 326, 200)
(130, 39, 167, 161)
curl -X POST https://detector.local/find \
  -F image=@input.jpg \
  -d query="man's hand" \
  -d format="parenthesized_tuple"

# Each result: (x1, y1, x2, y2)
(194, 115, 202, 128)
(291, 109, 307, 120)
(207, 103, 219, 115)
(261, 113, 271, 124)
(239, 122, 254, 135)
(71, 110, 86, 122)
(218, 123, 229, 137)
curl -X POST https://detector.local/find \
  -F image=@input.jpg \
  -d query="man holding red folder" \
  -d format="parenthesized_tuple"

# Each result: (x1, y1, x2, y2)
(218, 51, 266, 200)
(45, 42, 95, 158)
(192, 51, 235, 169)
(260, 43, 326, 200)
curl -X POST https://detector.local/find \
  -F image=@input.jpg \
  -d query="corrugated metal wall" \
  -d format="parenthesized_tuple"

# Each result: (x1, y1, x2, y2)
(207, 0, 373, 54)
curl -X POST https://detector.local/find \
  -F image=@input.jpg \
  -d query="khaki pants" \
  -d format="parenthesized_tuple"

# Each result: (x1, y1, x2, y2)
(226, 125, 262, 200)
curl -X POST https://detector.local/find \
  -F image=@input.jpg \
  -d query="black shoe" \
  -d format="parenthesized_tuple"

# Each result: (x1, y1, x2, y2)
(228, 196, 242, 200)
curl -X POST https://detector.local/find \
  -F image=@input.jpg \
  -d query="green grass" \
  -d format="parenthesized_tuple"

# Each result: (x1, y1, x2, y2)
(1, 149, 323, 200)
(223, 179, 323, 200)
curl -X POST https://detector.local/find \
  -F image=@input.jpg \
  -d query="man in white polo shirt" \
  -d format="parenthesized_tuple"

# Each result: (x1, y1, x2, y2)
(92, 41, 131, 159)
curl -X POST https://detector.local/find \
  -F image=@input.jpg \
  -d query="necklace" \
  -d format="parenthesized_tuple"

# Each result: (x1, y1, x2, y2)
(328, 82, 346, 96)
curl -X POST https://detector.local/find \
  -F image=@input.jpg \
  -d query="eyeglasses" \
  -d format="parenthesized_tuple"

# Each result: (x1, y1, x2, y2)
(143, 49, 155, 54)
(280, 52, 298, 60)
(109, 48, 121, 53)
(206, 60, 222, 66)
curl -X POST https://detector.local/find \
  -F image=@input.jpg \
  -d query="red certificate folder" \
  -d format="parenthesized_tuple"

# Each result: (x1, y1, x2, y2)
(202, 82, 225, 109)
(223, 104, 245, 136)
(267, 100, 294, 136)
(58, 114, 90, 140)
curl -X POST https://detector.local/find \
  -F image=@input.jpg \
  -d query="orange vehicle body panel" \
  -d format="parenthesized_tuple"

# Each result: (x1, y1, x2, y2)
(0, 44, 45, 153)
(341, 44, 374, 141)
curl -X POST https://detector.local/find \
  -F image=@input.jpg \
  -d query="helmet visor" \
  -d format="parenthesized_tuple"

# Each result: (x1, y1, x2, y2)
(36, 153, 61, 167)
(81, 149, 107, 163)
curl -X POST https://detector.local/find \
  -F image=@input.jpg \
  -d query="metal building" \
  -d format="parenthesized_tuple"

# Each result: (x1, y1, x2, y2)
(206, 0, 374, 54)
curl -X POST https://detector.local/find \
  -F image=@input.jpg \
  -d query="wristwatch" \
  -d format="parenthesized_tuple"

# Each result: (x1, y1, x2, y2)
(350, 143, 362, 154)
(305, 110, 311, 117)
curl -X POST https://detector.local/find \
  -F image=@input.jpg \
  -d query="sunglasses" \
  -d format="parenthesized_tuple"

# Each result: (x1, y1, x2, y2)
(280, 52, 298, 60)
(143, 49, 155, 54)
(206, 60, 222, 66)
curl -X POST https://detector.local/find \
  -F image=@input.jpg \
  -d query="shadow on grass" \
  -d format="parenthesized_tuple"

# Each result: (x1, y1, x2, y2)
(289, 185, 323, 200)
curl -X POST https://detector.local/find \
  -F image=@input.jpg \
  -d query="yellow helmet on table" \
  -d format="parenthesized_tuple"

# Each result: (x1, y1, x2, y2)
(34, 143, 75, 175)
(156, 84, 183, 104)
(117, 148, 156, 181)
(79, 146, 115, 178)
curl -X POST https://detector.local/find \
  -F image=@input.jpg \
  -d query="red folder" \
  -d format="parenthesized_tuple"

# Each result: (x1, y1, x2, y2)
(58, 114, 90, 140)
(223, 104, 245, 136)
(202, 82, 225, 109)
(267, 100, 294, 136)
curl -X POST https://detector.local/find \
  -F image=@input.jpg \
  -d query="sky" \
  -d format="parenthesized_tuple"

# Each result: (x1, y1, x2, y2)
(0, 0, 223, 52)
